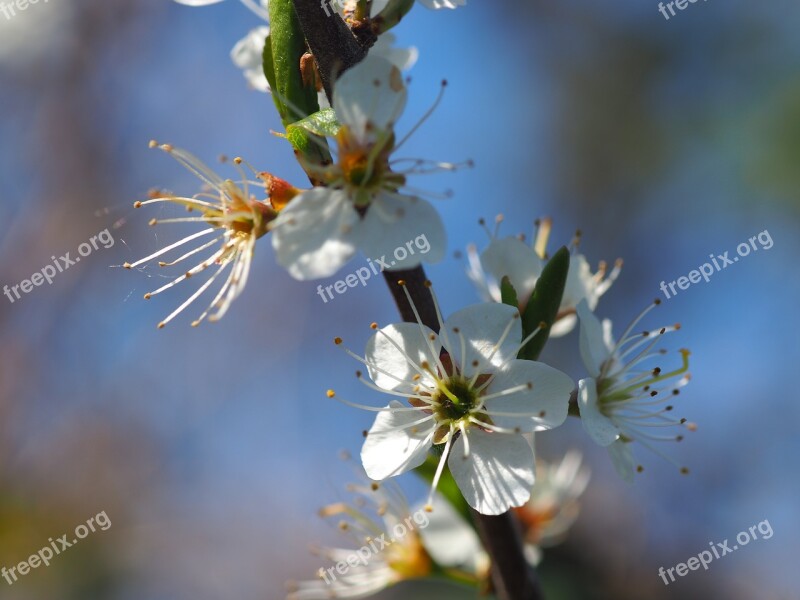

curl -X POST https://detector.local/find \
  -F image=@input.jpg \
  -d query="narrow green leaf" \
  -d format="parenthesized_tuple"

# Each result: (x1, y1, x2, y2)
(268, 0, 319, 126)
(265, 2, 332, 177)
(286, 108, 340, 140)
(519, 246, 570, 361)
(262, 33, 278, 101)
(499, 275, 519, 309)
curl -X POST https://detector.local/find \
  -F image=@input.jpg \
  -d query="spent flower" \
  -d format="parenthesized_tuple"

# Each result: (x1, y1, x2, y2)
(125, 142, 297, 328)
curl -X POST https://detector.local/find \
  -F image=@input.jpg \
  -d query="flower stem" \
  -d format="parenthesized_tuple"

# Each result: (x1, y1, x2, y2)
(384, 267, 546, 600)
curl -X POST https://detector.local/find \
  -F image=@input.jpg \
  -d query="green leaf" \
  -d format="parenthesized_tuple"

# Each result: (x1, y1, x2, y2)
(286, 108, 340, 140)
(262, 33, 278, 102)
(265, 3, 332, 178)
(271, 109, 338, 179)
(499, 275, 519, 309)
(414, 456, 473, 526)
(518, 246, 570, 361)
(268, 0, 319, 126)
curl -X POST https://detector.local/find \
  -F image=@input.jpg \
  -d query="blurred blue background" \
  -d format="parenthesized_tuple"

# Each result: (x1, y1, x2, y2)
(0, 0, 798, 598)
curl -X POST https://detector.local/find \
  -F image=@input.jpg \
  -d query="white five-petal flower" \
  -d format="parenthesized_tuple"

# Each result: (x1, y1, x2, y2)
(467, 217, 622, 337)
(575, 299, 694, 481)
(125, 142, 296, 328)
(272, 54, 456, 280)
(331, 288, 574, 515)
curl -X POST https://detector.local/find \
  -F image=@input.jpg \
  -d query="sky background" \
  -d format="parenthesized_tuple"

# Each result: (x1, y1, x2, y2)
(0, 1, 798, 599)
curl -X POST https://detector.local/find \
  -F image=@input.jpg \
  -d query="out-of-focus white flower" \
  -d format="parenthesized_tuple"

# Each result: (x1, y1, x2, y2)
(417, 0, 466, 8)
(176, 0, 415, 96)
(370, 0, 466, 13)
(0, 0, 72, 68)
(330, 288, 574, 515)
(467, 217, 622, 337)
(286, 469, 483, 599)
(272, 55, 460, 280)
(173, 0, 269, 21)
(416, 495, 488, 578)
(125, 142, 298, 328)
(230, 25, 271, 92)
(514, 451, 590, 564)
(174, 0, 270, 90)
(576, 299, 695, 481)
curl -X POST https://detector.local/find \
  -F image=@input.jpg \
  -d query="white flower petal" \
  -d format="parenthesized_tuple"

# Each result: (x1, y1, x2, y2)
(577, 299, 613, 377)
(448, 429, 534, 515)
(361, 401, 435, 480)
(418, 0, 466, 8)
(369, 0, 391, 14)
(480, 237, 543, 304)
(549, 313, 577, 338)
(358, 193, 446, 270)
(230, 26, 270, 92)
(607, 440, 635, 483)
(442, 303, 521, 377)
(333, 54, 407, 143)
(417, 496, 485, 571)
(577, 378, 619, 446)
(369, 33, 418, 71)
(562, 255, 598, 310)
(272, 188, 360, 280)
(365, 322, 441, 393)
(174, 0, 225, 5)
(483, 360, 574, 432)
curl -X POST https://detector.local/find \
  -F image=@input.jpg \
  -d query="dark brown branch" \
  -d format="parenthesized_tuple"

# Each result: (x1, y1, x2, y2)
(471, 508, 545, 600)
(381, 267, 439, 331)
(291, 0, 367, 100)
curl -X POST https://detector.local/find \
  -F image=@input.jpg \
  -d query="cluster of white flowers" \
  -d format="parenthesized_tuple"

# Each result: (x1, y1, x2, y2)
(131, 2, 696, 597)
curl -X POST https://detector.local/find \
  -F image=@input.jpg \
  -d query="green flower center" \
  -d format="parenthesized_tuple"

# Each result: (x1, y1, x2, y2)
(433, 376, 479, 421)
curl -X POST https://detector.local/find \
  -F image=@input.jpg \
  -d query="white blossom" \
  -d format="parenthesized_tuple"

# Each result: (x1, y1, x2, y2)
(467, 217, 621, 337)
(287, 468, 482, 599)
(330, 287, 574, 515)
(272, 55, 458, 280)
(576, 299, 694, 481)
(514, 450, 590, 564)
